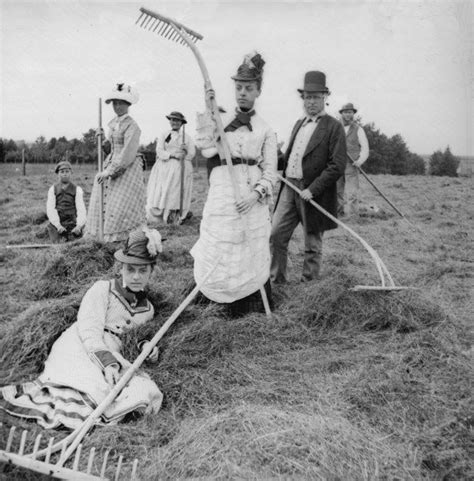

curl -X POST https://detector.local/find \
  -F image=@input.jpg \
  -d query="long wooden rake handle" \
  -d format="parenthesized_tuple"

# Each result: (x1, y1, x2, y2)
(135, 7, 272, 317)
(278, 174, 395, 288)
(56, 256, 222, 466)
(97, 99, 104, 242)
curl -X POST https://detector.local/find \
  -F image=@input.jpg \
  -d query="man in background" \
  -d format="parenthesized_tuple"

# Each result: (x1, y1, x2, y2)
(337, 102, 369, 217)
(46, 161, 87, 242)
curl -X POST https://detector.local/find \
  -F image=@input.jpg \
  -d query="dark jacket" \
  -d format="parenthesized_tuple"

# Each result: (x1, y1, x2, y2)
(275, 114, 347, 232)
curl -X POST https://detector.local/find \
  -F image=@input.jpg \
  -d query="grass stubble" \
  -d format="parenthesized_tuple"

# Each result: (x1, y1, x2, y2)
(0, 166, 472, 480)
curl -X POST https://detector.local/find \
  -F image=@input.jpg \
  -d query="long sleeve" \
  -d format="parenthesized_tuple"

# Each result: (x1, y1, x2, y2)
(76, 281, 119, 370)
(105, 121, 141, 178)
(156, 132, 171, 161)
(75, 186, 87, 228)
(357, 126, 369, 165)
(46, 186, 61, 230)
(308, 122, 347, 197)
(254, 127, 277, 200)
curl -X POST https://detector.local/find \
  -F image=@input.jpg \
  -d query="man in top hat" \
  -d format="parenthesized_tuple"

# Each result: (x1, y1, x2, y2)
(337, 102, 369, 217)
(270, 71, 346, 283)
(146, 111, 196, 224)
(46, 160, 87, 243)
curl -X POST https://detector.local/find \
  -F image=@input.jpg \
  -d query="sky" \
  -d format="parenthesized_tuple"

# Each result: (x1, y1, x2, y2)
(0, 0, 472, 156)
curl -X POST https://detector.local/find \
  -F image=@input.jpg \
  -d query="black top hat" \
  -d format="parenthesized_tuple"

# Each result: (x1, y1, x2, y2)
(339, 102, 358, 114)
(297, 71, 330, 94)
(166, 111, 187, 124)
(231, 52, 265, 82)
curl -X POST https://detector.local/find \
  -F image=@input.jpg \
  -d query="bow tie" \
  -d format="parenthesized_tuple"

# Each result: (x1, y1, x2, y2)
(224, 110, 255, 132)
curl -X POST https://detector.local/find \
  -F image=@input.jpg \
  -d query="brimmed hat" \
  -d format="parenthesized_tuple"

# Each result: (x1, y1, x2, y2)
(114, 228, 162, 265)
(105, 83, 139, 105)
(339, 102, 358, 114)
(166, 111, 187, 124)
(231, 51, 265, 82)
(55, 161, 72, 173)
(297, 71, 330, 94)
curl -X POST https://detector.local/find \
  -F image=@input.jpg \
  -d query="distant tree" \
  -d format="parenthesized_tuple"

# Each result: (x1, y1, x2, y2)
(407, 153, 426, 175)
(4, 139, 18, 152)
(48, 137, 57, 150)
(0, 139, 4, 163)
(429, 146, 460, 177)
(386, 134, 410, 175)
(363, 123, 390, 174)
(30, 136, 49, 163)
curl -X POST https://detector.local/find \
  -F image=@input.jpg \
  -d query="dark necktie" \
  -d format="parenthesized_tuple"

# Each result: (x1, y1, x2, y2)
(224, 110, 255, 132)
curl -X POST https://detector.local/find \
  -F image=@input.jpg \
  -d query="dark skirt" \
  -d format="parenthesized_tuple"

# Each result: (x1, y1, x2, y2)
(196, 279, 273, 318)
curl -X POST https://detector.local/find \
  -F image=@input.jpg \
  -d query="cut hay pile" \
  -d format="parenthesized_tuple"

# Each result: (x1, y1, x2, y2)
(1, 169, 473, 480)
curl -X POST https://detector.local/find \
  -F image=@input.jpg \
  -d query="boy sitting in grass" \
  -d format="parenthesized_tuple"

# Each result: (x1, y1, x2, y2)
(46, 161, 87, 243)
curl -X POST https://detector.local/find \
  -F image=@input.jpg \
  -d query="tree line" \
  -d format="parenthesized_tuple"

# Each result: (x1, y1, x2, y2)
(0, 123, 460, 176)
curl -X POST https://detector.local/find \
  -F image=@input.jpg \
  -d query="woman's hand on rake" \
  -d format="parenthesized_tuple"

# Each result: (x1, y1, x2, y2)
(236, 191, 259, 215)
(104, 364, 121, 386)
(96, 171, 110, 184)
(140, 341, 160, 363)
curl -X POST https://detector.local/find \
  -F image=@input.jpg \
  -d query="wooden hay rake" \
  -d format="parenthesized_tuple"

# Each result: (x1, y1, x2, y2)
(136, 6, 272, 317)
(277, 175, 416, 292)
(0, 423, 136, 480)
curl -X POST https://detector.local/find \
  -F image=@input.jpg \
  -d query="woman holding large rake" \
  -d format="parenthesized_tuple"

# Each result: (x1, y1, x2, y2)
(0, 228, 163, 430)
(86, 83, 146, 242)
(193, 52, 277, 316)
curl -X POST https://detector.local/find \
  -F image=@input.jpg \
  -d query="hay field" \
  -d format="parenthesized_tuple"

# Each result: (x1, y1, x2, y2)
(0, 163, 473, 480)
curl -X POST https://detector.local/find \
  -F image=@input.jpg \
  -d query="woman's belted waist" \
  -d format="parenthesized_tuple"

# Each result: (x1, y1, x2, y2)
(207, 155, 258, 176)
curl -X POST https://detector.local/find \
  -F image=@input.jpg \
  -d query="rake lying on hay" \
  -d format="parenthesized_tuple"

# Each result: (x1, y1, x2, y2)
(1, 257, 221, 479)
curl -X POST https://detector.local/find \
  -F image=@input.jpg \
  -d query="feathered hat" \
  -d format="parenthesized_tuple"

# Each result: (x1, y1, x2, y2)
(105, 83, 139, 105)
(114, 227, 162, 265)
(231, 51, 265, 82)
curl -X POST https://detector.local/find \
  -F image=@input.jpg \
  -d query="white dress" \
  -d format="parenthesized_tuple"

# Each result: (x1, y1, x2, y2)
(0, 280, 162, 429)
(191, 109, 277, 303)
(146, 129, 196, 223)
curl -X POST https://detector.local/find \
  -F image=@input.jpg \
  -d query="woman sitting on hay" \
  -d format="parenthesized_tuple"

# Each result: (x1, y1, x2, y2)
(0, 228, 163, 430)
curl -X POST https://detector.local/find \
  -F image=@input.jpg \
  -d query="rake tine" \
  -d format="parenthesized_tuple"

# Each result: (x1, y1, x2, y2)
(169, 30, 179, 41)
(165, 26, 177, 39)
(73, 443, 82, 471)
(156, 22, 168, 36)
(139, 15, 148, 27)
(18, 429, 28, 455)
(161, 24, 172, 37)
(131, 459, 139, 480)
(32, 434, 42, 459)
(135, 11, 144, 24)
(152, 19, 162, 32)
(6, 426, 16, 452)
(44, 437, 54, 463)
(100, 449, 110, 478)
(143, 15, 153, 29)
(86, 447, 96, 474)
(146, 18, 156, 30)
(114, 454, 123, 481)
(60, 439, 67, 460)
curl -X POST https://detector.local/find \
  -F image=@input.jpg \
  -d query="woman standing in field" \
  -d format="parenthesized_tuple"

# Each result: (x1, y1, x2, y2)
(0, 228, 163, 430)
(146, 111, 196, 225)
(192, 52, 277, 316)
(86, 83, 146, 242)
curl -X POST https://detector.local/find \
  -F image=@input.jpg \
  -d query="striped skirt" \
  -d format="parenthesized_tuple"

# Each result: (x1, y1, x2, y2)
(191, 164, 271, 303)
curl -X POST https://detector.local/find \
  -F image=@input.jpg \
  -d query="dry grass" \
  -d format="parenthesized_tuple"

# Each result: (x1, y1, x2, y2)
(1, 164, 473, 480)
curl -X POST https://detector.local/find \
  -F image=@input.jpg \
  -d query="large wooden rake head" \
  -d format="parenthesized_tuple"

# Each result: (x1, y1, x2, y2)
(136, 7, 203, 45)
(0, 423, 138, 480)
